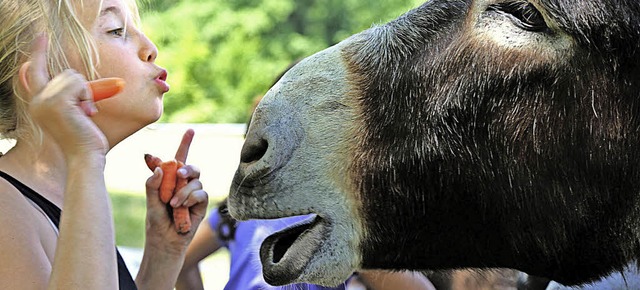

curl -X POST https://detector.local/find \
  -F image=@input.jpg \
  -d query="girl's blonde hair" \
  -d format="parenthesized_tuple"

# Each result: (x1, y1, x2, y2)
(0, 0, 141, 141)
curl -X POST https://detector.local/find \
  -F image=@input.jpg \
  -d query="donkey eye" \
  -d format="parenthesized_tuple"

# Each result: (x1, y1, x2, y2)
(488, 1, 549, 32)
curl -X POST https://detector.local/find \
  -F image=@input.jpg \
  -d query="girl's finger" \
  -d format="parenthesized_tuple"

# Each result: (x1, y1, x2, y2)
(19, 34, 50, 96)
(79, 83, 98, 116)
(183, 189, 208, 210)
(186, 190, 209, 220)
(177, 164, 200, 180)
(145, 167, 163, 201)
(170, 178, 203, 207)
(174, 129, 195, 163)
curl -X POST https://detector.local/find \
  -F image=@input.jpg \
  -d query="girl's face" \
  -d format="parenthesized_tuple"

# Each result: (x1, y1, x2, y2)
(70, 0, 167, 146)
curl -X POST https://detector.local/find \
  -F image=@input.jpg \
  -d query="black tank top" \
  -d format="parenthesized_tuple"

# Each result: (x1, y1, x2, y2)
(0, 171, 138, 290)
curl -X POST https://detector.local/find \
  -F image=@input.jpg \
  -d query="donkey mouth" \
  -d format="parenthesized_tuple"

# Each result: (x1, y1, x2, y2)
(260, 215, 328, 285)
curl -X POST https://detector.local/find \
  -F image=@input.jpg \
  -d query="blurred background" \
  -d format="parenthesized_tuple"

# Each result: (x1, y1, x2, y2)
(112, 0, 426, 288)
(140, 0, 426, 124)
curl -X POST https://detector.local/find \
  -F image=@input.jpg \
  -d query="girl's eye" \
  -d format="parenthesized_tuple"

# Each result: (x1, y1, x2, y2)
(108, 28, 125, 38)
(487, 1, 549, 32)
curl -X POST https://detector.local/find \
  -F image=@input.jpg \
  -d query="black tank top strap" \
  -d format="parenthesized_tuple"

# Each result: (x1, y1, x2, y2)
(0, 171, 61, 226)
(0, 170, 138, 290)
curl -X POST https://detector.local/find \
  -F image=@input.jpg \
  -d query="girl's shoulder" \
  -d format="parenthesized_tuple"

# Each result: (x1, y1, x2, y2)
(0, 176, 36, 221)
(0, 176, 58, 260)
(0, 179, 58, 288)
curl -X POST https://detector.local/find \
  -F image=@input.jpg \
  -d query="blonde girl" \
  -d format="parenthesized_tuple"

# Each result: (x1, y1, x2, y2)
(0, 0, 208, 289)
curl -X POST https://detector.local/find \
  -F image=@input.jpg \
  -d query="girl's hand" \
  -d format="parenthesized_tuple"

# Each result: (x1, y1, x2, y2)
(144, 165, 208, 251)
(19, 35, 108, 157)
(138, 163, 207, 289)
(143, 129, 208, 253)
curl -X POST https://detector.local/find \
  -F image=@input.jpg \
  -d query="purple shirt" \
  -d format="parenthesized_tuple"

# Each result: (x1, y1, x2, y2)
(208, 210, 350, 290)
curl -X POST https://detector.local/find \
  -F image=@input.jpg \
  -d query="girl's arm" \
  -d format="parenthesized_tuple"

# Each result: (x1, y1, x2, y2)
(176, 219, 223, 290)
(136, 130, 208, 290)
(49, 155, 118, 289)
(135, 166, 208, 290)
(18, 35, 118, 289)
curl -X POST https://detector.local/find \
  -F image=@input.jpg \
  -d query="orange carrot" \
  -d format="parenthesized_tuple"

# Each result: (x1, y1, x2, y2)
(159, 159, 178, 204)
(88, 77, 125, 102)
(173, 161, 191, 234)
(144, 154, 162, 171)
(143, 129, 195, 234)
(173, 206, 191, 234)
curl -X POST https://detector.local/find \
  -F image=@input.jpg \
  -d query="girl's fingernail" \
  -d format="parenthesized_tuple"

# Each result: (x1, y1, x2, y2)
(81, 101, 98, 116)
(177, 168, 187, 176)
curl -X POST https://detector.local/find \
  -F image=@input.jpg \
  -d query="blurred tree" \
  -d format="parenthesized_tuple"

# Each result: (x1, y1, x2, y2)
(140, 0, 425, 123)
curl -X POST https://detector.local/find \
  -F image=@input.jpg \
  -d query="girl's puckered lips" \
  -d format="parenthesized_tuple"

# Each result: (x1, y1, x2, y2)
(155, 69, 169, 93)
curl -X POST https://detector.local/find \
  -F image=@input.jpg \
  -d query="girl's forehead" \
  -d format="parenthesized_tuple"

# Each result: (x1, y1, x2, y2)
(77, 0, 130, 26)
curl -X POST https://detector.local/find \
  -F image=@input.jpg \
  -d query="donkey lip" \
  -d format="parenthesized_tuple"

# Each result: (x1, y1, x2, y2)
(260, 215, 327, 285)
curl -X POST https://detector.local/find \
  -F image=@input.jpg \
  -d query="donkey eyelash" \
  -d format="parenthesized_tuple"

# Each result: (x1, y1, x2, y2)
(487, 1, 550, 33)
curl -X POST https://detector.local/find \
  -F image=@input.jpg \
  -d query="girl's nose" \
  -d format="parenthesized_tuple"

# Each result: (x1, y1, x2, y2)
(138, 35, 158, 62)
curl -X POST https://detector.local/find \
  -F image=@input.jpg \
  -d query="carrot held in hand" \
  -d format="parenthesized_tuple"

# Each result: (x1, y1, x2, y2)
(143, 155, 192, 234)
(159, 159, 178, 204)
(173, 161, 192, 234)
(143, 130, 196, 234)
(88, 77, 125, 102)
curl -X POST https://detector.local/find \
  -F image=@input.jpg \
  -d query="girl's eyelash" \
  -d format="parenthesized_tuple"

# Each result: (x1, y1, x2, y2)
(108, 28, 126, 38)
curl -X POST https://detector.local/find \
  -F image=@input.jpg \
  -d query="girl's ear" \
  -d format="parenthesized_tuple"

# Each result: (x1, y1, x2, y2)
(19, 34, 50, 98)
(18, 61, 33, 95)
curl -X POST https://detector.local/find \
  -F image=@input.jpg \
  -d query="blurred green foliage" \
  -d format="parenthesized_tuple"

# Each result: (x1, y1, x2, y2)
(111, 191, 146, 247)
(139, 0, 425, 123)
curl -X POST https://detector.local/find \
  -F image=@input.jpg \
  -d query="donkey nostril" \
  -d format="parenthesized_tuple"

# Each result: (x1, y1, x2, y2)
(240, 138, 269, 163)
